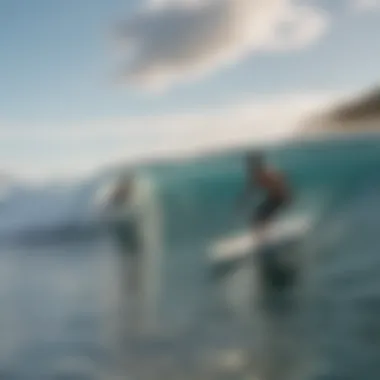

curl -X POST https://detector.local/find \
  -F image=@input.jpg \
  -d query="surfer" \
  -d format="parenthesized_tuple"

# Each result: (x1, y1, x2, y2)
(108, 175, 141, 256)
(239, 153, 291, 239)
(108, 176, 144, 333)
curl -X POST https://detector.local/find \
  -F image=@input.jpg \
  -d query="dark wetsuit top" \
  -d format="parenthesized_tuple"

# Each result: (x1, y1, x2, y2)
(251, 170, 291, 225)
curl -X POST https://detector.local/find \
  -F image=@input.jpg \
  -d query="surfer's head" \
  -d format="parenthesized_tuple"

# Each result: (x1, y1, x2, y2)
(247, 152, 264, 171)
(113, 175, 134, 200)
(121, 175, 134, 187)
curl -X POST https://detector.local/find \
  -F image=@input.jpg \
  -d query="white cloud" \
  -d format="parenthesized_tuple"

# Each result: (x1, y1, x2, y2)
(116, 0, 329, 90)
(350, 0, 380, 11)
(0, 92, 335, 180)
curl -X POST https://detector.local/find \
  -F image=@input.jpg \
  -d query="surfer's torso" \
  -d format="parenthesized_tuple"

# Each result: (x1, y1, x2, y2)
(254, 169, 290, 202)
(248, 167, 291, 225)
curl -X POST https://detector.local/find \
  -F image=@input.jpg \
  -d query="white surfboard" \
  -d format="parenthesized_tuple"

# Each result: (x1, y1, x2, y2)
(208, 216, 310, 264)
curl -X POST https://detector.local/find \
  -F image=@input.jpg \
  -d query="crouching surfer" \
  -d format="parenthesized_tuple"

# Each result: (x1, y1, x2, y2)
(238, 152, 298, 290)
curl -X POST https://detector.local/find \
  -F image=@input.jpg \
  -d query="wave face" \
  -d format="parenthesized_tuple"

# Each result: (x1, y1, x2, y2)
(147, 137, 380, 246)
(1, 137, 379, 246)
(136, 136, 380, 379)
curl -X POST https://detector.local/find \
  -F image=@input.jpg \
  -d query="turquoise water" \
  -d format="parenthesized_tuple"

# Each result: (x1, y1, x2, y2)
(141, 137, 380, 254)
(1, 137, 380, 379)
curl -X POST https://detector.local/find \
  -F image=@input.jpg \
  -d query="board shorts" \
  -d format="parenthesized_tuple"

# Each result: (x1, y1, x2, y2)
(252, 196, 288, 226)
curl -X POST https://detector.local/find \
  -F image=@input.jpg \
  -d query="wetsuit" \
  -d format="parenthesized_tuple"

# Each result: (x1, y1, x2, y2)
(252, 171, 290, 226)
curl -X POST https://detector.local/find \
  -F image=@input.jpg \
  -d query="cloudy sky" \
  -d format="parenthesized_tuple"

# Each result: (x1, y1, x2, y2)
(1, 0, 380, 178)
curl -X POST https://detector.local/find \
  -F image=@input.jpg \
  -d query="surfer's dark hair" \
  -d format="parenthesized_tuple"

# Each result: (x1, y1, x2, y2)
(247, 151, 264, 167)
(115, 174, 134, 190)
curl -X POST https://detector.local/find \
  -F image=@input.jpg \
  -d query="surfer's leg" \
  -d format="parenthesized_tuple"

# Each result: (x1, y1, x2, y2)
(251, 204, 268, 245)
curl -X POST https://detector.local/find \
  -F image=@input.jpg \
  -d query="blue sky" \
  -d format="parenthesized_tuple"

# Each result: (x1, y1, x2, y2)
(1, 0, 380, 178)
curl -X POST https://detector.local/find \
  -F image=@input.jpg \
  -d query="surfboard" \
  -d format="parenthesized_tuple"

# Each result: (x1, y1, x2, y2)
(208, 216, 310, 264)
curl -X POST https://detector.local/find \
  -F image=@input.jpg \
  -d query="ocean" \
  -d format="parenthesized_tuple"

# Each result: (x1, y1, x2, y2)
(1, 136, 380, 380)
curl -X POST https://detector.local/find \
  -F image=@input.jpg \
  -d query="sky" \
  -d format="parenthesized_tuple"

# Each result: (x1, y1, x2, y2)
(0, 0, 380, 179)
